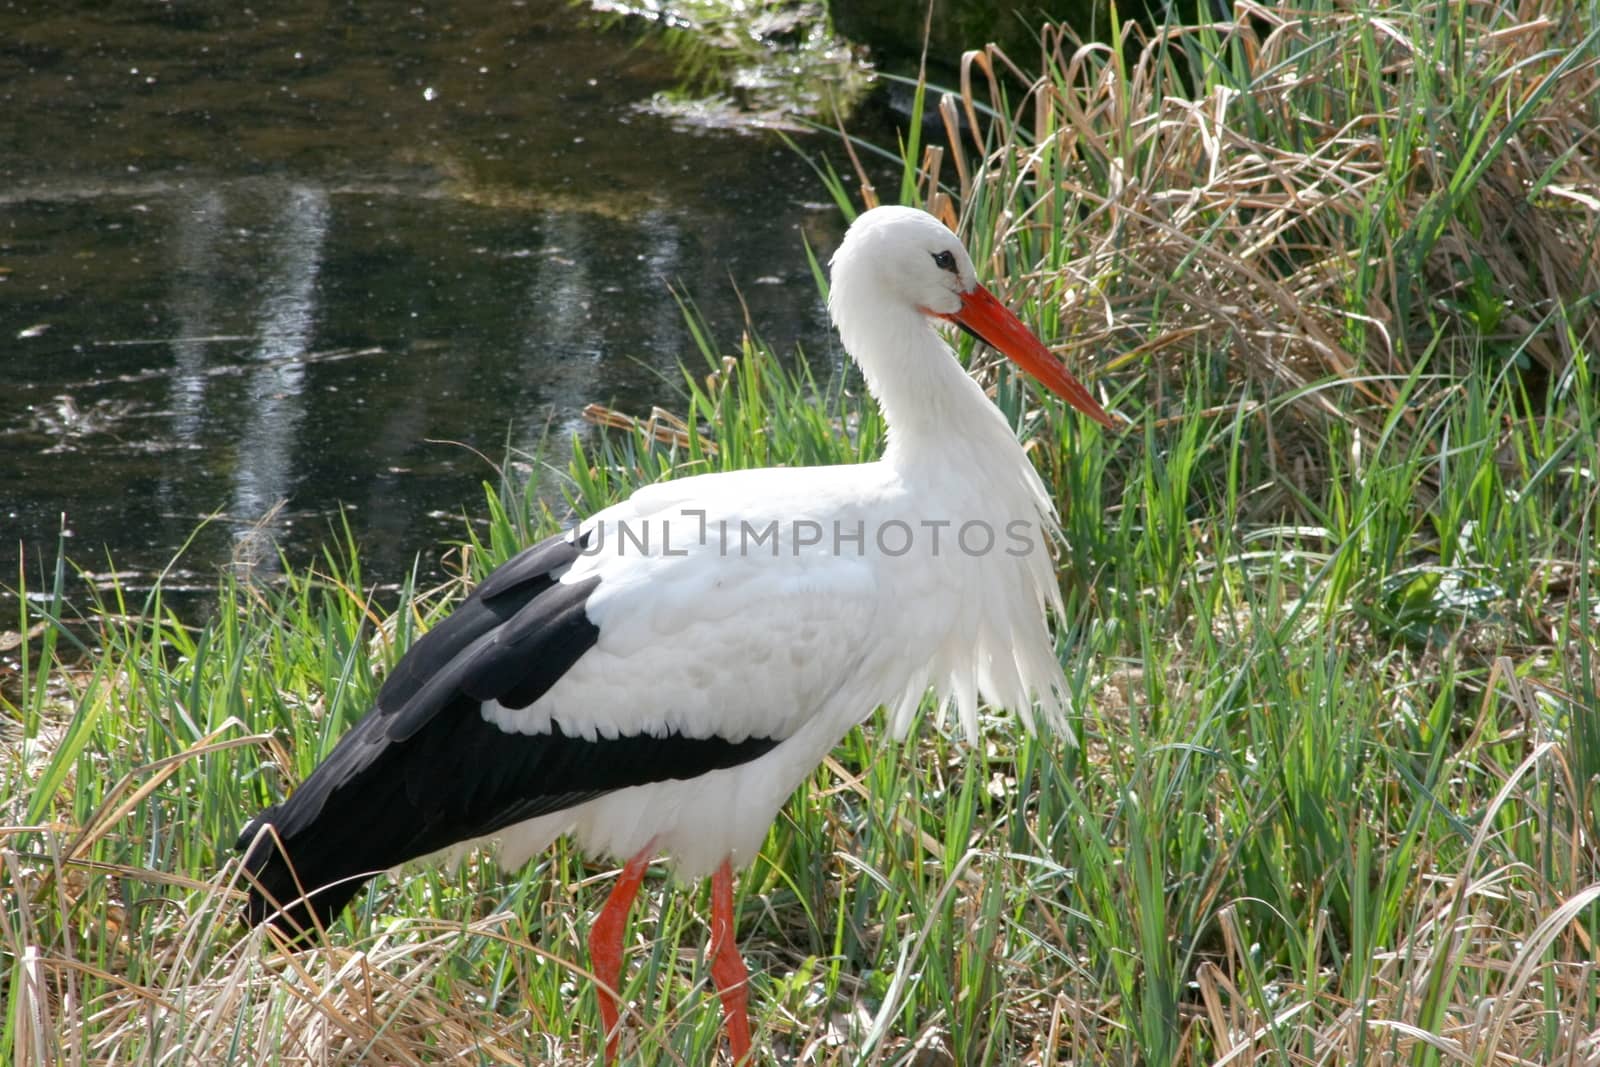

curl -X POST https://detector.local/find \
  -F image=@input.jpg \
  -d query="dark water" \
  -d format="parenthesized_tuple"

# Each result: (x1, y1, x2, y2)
(1, 3, 876, 612)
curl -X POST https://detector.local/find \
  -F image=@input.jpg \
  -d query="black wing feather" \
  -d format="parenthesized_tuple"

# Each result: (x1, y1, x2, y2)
(235, 528, 779, 939)
(377, 529, 593, 734)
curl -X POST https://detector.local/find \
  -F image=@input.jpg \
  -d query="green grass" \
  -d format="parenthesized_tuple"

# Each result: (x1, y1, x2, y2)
(6, 0, 1600, 1063)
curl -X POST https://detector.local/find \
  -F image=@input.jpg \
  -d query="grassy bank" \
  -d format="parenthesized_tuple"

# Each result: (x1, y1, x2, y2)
(6, 0, 1600, 1063)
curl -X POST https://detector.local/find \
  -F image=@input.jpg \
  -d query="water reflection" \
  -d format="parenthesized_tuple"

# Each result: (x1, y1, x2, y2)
(0, 2, 883, 611)
(166, 188, 226, 443)
(230, 185, 329, 576)
(521, 210, 607, 446)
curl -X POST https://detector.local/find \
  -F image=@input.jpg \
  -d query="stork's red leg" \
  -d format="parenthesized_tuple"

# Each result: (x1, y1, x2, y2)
(589, 849, 652, 1065)
(708, 859, 752, 1063)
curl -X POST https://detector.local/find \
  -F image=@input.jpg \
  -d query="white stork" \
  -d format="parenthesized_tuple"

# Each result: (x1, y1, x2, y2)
(237, 205, 1118, 1063)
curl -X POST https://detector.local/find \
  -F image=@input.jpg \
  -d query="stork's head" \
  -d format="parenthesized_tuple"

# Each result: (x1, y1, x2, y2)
(828, 206, 1118, 429)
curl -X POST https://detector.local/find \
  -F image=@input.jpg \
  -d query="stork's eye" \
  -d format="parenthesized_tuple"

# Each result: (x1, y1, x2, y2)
(931, 250, 958, 273)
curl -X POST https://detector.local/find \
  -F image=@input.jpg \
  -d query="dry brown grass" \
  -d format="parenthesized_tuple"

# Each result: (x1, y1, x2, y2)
(899, 0, 1600, 440)
(6, 2, 1599, 1065)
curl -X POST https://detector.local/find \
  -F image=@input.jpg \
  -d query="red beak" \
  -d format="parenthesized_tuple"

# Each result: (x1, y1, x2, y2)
(941, 284, 1120, 430)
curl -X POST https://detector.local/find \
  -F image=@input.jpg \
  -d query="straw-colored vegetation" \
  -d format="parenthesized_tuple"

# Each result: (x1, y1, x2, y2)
(6, 1, 1600, 1063)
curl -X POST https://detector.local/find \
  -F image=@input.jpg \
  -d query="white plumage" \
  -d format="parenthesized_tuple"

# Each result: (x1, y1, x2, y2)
(491, 449, 1070, 879)
(239, 205, 1117, 1065)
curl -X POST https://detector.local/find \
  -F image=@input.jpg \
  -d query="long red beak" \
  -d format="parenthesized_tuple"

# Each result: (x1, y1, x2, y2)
(941, 284, 1120, 430)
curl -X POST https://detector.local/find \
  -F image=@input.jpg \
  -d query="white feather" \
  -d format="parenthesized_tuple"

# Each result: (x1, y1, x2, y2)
(474, 206, 1079, 879)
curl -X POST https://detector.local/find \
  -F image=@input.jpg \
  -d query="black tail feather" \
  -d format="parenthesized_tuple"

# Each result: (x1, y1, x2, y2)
(230, 529, 782, 941)
(236, 811, 378, 941)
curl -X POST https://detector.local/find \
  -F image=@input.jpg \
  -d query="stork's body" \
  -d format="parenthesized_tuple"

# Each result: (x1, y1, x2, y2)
(238, 206, 1116, 1063)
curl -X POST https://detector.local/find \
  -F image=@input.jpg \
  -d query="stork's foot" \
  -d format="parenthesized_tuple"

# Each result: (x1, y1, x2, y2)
(588, 853, 753, 1065)
(589, 849, 652, 1065)
(709, 859, 752, 1064)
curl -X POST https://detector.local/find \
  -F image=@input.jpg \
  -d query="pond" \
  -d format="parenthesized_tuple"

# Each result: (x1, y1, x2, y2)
(1, 2, 888, 616)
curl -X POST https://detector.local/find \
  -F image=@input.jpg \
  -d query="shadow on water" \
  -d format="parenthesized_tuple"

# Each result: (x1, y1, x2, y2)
(0, 2, 881, 618)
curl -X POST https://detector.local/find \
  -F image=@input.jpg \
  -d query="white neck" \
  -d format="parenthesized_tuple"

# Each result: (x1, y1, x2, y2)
(838, 303, 1071, 742)
(840, 307, 1046, 495)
